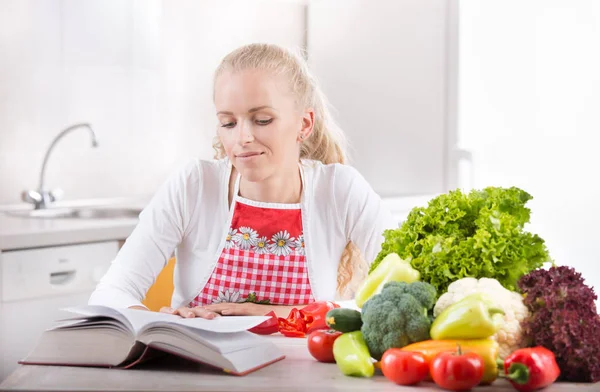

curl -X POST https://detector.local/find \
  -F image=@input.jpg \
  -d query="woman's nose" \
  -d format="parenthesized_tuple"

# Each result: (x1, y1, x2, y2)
(237, 121, 254, 143)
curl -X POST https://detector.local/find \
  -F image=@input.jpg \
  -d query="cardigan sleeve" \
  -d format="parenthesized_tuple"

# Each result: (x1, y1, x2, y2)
(88, 159, 200, 309)
(332, 164, 398, 266)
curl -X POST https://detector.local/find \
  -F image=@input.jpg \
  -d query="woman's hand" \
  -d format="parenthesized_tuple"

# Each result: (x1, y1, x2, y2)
(157, 303, 308, 318)
(159, 306, 221, 319)
(203, 302, 270, 316)
(204, 303, 305, 318)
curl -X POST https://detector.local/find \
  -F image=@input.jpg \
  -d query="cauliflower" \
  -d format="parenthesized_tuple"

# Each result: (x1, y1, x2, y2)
(433, 277, 529, 360)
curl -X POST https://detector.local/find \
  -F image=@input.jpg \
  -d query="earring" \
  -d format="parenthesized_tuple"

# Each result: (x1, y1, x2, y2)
(299, 135, 304, 140)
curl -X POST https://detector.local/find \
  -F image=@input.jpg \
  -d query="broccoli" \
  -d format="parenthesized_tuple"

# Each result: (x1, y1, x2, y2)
(360, 281, 437, 360)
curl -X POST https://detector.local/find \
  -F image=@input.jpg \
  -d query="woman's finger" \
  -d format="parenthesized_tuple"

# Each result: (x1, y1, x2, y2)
(173, 307, 197, 318)
(204, 304, 226, 313)
(160, 306, 193, 318)
(220, 307, 241, 315)
(205, 303, 257, 316)
(190, 306, 220, 319)
(159, 306, 219, 319)
(159, 306, 177, 315)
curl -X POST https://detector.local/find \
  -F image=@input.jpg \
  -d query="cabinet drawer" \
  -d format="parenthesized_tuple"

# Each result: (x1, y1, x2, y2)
(1, 241, 118, 302)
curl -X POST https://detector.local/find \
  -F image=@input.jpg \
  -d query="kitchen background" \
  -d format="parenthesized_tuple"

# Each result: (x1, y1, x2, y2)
(0, 0, 598, 380)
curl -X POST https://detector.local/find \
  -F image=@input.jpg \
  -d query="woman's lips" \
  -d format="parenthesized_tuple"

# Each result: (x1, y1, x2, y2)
(236, 152, 264, 160)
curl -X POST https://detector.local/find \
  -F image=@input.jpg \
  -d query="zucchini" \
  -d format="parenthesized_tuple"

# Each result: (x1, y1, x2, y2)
(326, 308, 363, 332)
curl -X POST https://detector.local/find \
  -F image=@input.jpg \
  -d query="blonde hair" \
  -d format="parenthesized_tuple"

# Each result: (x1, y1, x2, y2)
(212, 43, 347, 165)
(213, 43, 363, 299)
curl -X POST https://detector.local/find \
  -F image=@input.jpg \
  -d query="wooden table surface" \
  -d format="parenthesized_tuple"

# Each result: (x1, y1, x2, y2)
(1, 336, 598, 392)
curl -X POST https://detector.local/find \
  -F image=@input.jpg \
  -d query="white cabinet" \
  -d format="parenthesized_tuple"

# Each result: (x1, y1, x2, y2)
(0, 241, 118, 381)
(1, 241, 117, 302)
(307, 0, 458, 197)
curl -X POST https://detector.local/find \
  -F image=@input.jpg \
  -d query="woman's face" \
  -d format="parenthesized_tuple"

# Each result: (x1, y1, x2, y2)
(215, 69, 313, 182)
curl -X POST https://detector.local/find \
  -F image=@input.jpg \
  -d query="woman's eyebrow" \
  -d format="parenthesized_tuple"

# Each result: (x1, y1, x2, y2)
(248, 105, 277, 113)
(217, 106, 278, 116)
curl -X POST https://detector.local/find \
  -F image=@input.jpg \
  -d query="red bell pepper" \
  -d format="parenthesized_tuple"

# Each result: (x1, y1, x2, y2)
(248, 311, 279, 335)
(300, 301, 340, 334)
(278, 308, 307, 337)
(279, 327, 306, 338)
(501, 347, 560, 392)
(276, 301, 340, 337)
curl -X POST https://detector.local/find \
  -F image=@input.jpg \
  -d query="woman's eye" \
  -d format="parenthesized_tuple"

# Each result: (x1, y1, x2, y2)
(256, 119, 273, 126)
(221, 122, 236, 128)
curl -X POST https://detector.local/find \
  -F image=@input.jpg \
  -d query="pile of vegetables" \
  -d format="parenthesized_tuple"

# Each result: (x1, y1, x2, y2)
(299, 186, 600, 390)
(313, 280, 562, 391)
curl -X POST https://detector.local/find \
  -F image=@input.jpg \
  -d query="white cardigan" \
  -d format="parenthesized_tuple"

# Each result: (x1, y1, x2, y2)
(88, 158, 397, 309)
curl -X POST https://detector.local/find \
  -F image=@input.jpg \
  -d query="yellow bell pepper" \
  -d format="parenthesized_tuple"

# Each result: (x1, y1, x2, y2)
(430, 293, 505, 340)
(355, 253, 420, 308)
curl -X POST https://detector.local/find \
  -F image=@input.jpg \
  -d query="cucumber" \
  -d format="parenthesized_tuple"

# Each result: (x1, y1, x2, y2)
(326, 308, 363, 333)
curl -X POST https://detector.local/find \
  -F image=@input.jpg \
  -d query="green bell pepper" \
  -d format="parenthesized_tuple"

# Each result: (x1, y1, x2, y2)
(355, 253, 420, 308)
(333, 331, 374, 377)
(430, 293, 505, 340)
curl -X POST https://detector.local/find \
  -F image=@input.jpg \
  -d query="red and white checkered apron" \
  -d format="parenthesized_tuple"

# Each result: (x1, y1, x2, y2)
(189, 195, 314, 307)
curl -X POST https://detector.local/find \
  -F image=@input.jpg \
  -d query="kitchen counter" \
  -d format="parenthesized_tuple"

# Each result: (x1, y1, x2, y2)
(1, 336, 597, 391)
(0, 198, 147, 251)
(0, 198, 150, 381)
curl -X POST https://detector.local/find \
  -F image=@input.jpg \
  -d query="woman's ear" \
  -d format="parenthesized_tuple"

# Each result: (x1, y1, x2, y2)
(298, 108, 315, 142)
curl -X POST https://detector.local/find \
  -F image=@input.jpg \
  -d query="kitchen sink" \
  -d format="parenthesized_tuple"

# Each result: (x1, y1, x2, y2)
(5, 207, 143, 220)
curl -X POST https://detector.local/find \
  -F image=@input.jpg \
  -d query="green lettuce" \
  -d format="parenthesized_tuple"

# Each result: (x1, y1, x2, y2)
(370, 187, 551, 294)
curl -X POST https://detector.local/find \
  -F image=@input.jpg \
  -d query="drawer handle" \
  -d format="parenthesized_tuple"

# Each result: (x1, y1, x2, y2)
(50, 270, 77, 286)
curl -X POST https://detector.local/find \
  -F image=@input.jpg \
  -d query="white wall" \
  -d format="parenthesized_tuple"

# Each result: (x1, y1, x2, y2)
(459, 0, 600, 292)
(162, 0, 306, 163)
(0, 0, 305, 205)
(307, 0, 453, 198)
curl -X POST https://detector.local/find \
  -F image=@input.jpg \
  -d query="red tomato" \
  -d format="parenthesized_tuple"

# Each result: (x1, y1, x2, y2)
(307, 330, 342, 363)
(381, 349, 429, 385)
(430, 349, 484, 391)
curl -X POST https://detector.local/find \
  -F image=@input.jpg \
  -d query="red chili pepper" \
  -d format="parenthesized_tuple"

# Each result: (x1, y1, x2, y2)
(501, 347, 560, 392)
(299, 301, 340, 334)
(248, 311, 279, 335)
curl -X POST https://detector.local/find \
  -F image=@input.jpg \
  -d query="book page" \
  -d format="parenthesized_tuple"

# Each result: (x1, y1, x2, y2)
(117, 308, 182, 334)
(61, 306, 269, 335)
(48, 319, 90, 330)
(61, 305, 179, 334)
(171, 315, 270, 333)
(61, 305, 133, 331)
(141, 327, 268, 355)
(116, 309, 269, 335)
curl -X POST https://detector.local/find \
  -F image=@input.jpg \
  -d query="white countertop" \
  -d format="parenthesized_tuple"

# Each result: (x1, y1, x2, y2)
(0, 198, 148, 251)
(2, 334, 595, 391)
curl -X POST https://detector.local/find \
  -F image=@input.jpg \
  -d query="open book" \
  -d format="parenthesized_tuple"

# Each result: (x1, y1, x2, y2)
(19, 305, 285, 376)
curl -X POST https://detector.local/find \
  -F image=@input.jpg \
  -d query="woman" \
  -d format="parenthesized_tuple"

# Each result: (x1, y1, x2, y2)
(89, 43, 397, 319)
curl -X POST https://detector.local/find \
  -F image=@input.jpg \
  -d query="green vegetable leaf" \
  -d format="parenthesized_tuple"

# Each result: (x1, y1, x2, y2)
(370, 187, 551, 294)
(244, 292, 271, 304)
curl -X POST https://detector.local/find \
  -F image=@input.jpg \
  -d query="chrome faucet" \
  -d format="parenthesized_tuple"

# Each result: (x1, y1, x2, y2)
(22, 123, 98, 209)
